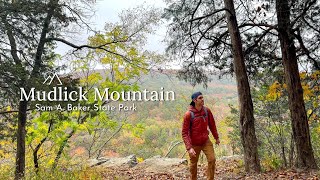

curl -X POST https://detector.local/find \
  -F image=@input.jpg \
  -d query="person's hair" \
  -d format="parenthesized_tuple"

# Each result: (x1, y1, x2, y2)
(190, 91, 202, 106)
(190, 101, 195, 106)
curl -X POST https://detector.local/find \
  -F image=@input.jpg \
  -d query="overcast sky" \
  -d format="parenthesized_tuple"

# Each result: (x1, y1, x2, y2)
(56, 0, 167, 55)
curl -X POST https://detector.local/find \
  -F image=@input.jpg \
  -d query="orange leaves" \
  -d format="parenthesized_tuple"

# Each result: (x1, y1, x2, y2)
(72, 147, 86, 156)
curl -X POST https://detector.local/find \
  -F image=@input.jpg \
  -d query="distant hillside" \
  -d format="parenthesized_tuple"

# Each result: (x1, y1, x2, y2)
(80, 68, 238, 120)
(103, 69, 238, 158)
(69, 69, 239, 159)
(78, 68, 238, 108)
(135, 70, 238, 119)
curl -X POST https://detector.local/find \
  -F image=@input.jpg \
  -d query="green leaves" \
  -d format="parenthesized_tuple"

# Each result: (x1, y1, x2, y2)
(88, 30, 148, 81)
(123, 123, 145, 138)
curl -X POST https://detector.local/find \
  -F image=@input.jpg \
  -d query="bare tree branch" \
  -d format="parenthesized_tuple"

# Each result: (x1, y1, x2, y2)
(45, 37, 146, 69)
(244, 27, 273, 55)
(239, 23, 277, 30)
(189, 0, 203, 47)
(290, 0, 317, 28)
(189, 17, 226, 58)
(3, 16, 22, 66)
(294, 31, 320, 70)
(189, 8, 230, 22)
(302, 17, 320, 34)
(0, 108, 33, 115)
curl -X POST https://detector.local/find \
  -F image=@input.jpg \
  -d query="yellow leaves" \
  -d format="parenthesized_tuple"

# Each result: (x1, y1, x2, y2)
(0, 140, 9, 146)
(80, 72, 103, 86)
(300, 72, 307, 79)
(0, 150, 4, 158)
(300, 71, 320, 82)
(300, 71, 320, 102)
(88, 33, 107, 47)
(128, 47, 138, 57)
(0, 140, 14, 159)
(101, 56, 112, 64)
(47, 159, 54, 166)
(266, 93, 281, 101)
(266, 81, 282, 101)
(105, 25, 122, 39)
(302, 83, 314, 100)
(77, 124, 87, 131)
(270, 81, 281, 90)
(88, 72, 102, 84)
(265, 71, 320, 103)
(61, 121, 73, 130)
(310, 70, 320, 79)
(33, 137, 42, 145)
(137, 157, 144, 163)
(87, 25, 149, 82)
(282, 83, 287, 89)
(70, 111, 80, 118)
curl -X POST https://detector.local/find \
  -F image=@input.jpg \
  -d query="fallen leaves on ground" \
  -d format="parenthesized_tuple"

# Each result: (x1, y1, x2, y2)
(94, 157, 319, 179)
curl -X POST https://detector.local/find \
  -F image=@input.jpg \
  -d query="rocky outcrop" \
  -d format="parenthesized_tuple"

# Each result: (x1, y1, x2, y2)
(89, 154, 137, 168)
(133, 155, 188, 173)
(88, 155, 188, 174)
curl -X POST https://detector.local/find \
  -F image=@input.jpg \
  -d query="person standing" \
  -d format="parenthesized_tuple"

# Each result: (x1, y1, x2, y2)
(182, 92, 220, 180)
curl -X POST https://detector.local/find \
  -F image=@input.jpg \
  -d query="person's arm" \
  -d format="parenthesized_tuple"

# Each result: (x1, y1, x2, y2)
(182, 111, 192, 150)
(207, 108, 219, 144)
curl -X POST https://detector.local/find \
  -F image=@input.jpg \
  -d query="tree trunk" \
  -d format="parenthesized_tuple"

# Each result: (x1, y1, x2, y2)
(289, 133, 295, 167)
(33, 120, 52, 171)
(15, 100, 28, 180)
(4, 9, 28, 180)
(276, 0, 317, 169)
(14, 1, 57, 178)
(52, 129, 75, 169)
(33, 137, 47, 172)
(224, 0, 261, 173)
(281, 138, 288, 168)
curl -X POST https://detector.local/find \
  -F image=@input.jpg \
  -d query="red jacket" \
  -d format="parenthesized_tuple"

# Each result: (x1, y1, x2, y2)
(182, 105, 219, 150)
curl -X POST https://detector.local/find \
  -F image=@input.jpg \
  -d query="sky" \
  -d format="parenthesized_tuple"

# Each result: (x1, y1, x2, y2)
(56, 0, 167, 55)
(93, 0, 168, 54)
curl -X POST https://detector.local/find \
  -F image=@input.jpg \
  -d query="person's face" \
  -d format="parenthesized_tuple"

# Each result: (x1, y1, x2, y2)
(194, 95, 204, 106)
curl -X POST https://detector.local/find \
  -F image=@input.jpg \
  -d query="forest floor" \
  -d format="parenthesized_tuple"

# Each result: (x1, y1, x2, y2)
(93, 157, 320, 179)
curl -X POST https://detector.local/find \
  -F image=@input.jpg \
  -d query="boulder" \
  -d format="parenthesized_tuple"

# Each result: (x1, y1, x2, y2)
(134, 156, 188, 173)
(89, 154, 137, 168)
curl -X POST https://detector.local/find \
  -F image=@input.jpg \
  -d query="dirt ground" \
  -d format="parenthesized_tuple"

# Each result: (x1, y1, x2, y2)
(95, 157, 320, 179)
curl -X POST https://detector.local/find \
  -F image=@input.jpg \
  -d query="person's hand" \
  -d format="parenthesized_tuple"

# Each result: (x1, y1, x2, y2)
(215, 139, 220, 145)
(188, 148, 196, 157)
